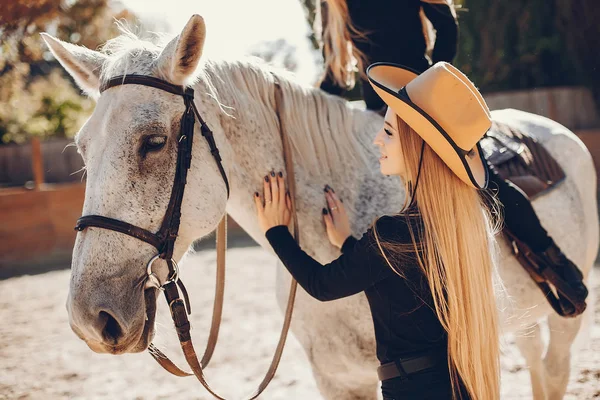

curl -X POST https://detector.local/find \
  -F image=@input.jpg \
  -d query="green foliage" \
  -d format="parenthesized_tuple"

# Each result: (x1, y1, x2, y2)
(0, 0, 134, 145)
(454, 0, 598, 95)
(0, 69, 95, 144)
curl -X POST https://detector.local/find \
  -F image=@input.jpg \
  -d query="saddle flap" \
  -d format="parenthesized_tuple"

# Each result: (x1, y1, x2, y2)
(506, 176, 550, 199)
(482, 121, 566, 199)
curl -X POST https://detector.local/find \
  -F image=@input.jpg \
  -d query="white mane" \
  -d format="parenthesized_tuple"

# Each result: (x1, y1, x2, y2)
(97, 28, 370, 178)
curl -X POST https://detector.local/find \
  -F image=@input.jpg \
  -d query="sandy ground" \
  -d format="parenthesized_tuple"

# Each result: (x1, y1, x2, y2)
(1, 244, 599, 400)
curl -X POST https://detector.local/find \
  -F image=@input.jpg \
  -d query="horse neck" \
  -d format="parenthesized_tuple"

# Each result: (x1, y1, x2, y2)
(171, 61, 282, 249)
(185, 60, 379, 246)
(198, 58, 373, 177)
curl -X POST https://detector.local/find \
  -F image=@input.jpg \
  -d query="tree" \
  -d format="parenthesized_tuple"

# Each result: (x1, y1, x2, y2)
(0, 0, 135, 144)
(249, 39, 299, 73)
(555, 0, 600, 104)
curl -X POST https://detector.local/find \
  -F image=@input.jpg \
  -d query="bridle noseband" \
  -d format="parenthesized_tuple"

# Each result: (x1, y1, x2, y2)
(74, 75, 230, 291)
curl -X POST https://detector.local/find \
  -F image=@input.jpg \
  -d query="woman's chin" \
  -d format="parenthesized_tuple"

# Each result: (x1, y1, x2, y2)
(379, 161, 399, 177)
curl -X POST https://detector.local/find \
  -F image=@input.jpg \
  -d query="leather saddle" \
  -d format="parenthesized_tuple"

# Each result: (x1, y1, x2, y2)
(479, 121, 586, 317)
(480, 121, 566, 199)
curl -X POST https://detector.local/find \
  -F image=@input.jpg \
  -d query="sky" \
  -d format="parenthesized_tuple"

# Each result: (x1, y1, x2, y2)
(119, 0, 320, 84)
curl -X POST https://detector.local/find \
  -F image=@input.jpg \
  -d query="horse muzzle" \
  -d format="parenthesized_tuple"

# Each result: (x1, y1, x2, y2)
(67, 285, 157, 354)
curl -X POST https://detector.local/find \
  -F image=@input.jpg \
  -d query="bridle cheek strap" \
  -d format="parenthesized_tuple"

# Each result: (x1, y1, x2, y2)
(74, 75, 230, 267)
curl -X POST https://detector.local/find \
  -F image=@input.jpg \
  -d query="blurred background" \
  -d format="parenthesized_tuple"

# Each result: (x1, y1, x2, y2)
(1, 0, 599, 271)
(0, 1, 599, 399)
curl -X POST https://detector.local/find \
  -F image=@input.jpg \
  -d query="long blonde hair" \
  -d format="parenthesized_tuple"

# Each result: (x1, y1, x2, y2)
(374, 117, 501, 400)
(315, 0, 369, 89)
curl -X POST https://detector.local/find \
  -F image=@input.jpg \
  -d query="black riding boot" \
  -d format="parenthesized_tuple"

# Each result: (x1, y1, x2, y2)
(535, 240, 589, 315)
(486, 165, 588, 315)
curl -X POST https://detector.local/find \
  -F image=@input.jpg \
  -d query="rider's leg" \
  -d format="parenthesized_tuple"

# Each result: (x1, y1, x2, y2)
(487, 165, 588, 314)
(487, 165, 551, 251)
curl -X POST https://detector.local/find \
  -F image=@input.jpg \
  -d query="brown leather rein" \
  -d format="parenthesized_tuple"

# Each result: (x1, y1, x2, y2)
(74, 75, 299, 399)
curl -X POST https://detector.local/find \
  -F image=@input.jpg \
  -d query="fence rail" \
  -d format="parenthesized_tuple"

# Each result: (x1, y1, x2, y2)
(484, 86, 599, 130)
(0, 138, 84, 188)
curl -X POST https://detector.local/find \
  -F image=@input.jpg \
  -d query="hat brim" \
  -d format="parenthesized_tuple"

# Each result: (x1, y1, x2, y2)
(367, 62, 488, 189)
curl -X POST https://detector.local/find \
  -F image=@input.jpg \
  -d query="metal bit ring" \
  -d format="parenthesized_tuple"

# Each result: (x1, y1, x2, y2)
(146, 254, 180, 289)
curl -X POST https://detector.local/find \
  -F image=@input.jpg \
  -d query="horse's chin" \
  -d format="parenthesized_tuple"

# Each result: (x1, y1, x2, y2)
(129, 288, 158, 353)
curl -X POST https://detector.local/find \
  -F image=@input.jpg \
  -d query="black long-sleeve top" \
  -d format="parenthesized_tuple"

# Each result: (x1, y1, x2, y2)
(265, 214, 447, 364)
(319, 0, 458, 110)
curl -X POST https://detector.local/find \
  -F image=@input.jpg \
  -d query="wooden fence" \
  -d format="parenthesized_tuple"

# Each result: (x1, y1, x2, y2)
(0, 139, 248, 275)
(484, 86, 599, 131)
(0, 138, 84, 188)
(0, 183, 85, 275)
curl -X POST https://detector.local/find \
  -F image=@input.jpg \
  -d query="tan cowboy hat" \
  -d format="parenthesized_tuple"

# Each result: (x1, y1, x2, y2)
(367, 62, 491, 189)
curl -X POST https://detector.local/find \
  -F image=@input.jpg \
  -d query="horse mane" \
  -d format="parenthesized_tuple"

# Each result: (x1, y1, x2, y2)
(97, 26, 370, 178)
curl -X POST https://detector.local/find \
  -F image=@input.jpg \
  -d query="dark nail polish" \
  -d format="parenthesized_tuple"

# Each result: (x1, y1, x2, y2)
(324, 186, 328, 192)
(271, 171, 275, 177)
(278, 171, 283, 177)
(265, 176, 269, 182)
(322, 208, 328, 215)
(254, 192, 259, 197)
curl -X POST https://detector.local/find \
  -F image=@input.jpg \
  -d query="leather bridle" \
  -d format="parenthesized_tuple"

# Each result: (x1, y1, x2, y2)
(76, 75, 229, 285)
(73, 74, 299, 399)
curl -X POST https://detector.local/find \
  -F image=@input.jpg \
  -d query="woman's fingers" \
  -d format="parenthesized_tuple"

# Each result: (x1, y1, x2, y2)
(322, 208, 333, 229)
(253, 192, 263, 214)
(277, 172, 286, 207)
(325, 191, 338, 213)
(330, 191, 344, 213)
(269, 171, 279, 204)
(285, 191, 292, 210)
(263, 175, 272, 205)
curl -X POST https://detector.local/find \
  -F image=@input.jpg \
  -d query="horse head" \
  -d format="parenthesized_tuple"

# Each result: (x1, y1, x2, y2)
(42, 15, 229, 354)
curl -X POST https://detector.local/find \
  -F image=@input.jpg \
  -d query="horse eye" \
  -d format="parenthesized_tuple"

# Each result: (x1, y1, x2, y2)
(143, 135, 167, 152)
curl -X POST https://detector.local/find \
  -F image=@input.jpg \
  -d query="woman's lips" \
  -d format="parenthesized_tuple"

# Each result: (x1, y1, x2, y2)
(379, 155, 387, 160)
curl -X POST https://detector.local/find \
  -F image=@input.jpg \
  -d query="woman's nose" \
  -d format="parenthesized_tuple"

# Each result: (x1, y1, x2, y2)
(373, 130, 384, 146)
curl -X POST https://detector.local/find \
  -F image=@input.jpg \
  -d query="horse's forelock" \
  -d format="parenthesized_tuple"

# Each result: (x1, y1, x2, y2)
(98, 24, 181, 85)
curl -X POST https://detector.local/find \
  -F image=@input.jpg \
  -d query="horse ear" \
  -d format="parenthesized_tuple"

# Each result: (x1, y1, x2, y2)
(40, 33, 107, 96)
(156, 14, 206, 85)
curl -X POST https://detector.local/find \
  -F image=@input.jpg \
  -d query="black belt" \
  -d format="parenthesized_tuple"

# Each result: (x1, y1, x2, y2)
(377, 353, 444, 381)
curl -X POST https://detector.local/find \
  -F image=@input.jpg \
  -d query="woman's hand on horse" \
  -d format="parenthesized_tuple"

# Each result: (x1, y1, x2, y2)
(323, 187, 352, 249)
(255, 171, 292, 234)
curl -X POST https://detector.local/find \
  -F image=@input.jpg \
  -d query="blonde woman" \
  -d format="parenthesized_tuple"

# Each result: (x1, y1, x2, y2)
(254, 63, 500, 399)
(317, 0, 588, 314)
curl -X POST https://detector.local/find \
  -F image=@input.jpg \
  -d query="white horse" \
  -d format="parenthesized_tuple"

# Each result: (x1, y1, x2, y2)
(42, 15, 596, 400)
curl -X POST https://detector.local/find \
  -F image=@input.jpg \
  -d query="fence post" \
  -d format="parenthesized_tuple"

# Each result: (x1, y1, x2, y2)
(31, 137, 45, 190)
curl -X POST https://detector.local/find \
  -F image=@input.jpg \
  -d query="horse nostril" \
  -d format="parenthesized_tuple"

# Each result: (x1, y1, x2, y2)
(99, 311, 123, 344)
